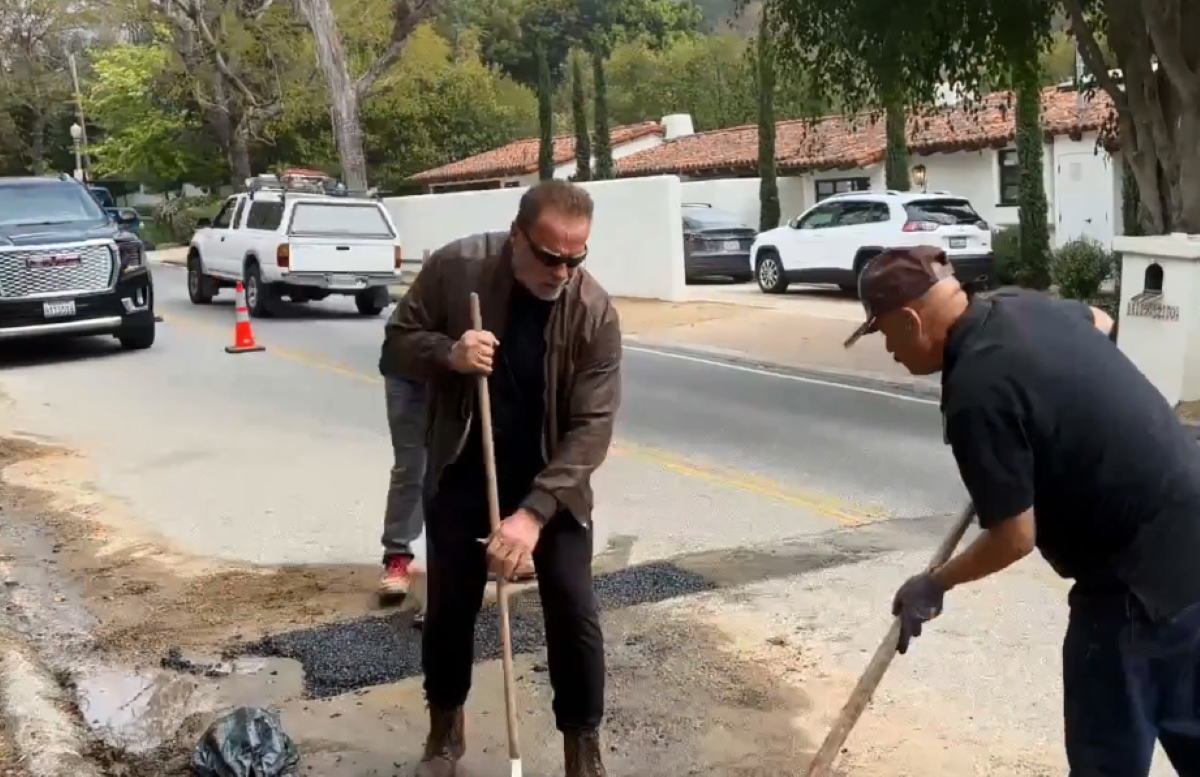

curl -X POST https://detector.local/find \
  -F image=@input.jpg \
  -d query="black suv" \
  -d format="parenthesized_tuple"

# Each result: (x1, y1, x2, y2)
(0, 175, 154, 349)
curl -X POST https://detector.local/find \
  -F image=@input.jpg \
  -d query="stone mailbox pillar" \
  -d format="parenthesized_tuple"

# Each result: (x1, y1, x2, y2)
(1113, 234, 1200, 406)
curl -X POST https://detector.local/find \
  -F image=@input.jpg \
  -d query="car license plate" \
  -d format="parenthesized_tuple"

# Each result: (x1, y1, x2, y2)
(723, 240, 741, 252)
(43, 300, 75, 318)
(948, 237, 968, 249)
(331, 274, 360, 287)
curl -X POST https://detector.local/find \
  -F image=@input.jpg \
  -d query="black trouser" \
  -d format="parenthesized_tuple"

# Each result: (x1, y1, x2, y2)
(421, 494, 604, 732)
(1063, 592, 1200, 775)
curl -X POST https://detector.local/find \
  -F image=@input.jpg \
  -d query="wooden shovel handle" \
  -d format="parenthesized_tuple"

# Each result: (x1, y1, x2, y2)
(469, 293, 522, 767)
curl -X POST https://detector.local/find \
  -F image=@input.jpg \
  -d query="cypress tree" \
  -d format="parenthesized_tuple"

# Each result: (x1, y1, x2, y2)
(537, 42, 554, 181)
(591, 46, 613, 179)
(1014, 63, 1051, 289)
(571, 52, 591, 182)
(757, 16, 780, 231)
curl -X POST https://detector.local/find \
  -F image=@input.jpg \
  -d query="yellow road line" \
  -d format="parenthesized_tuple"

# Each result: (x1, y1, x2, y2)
(159, 310, 881, 526)
(610, 443, 881, 526)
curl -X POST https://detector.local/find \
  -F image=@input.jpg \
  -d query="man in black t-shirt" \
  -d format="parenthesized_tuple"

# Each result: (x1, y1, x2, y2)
(845, 246, 1200, 776)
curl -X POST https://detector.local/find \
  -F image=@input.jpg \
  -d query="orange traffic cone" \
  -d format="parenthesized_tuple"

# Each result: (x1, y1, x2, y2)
(225, 281, 265, 354)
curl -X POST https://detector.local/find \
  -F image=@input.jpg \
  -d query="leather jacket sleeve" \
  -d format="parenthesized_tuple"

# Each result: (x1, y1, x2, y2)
(521, 301, 622, 522)
(381, 249, 458, 382)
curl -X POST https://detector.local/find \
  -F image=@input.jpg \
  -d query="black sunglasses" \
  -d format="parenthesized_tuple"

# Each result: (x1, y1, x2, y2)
(521, 228, 588, 269)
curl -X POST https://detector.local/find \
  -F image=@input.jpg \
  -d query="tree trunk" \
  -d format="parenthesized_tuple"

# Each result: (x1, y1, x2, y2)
(1014, 64, 1051, 290)
(28, 108, 47, 176)
(591, 47, 613, 180)
(537, 43, 554, 181)
(571, 52, 591, 182)
(1064, 0, 1200, 234)
(296, 0, 368, 190)
(756, 18, 780, 232)
(883, 95, 910, 191)
(229, 127, 252, 183)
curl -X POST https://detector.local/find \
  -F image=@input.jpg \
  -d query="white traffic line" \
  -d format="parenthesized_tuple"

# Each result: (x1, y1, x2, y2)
(623, 344, 940, 406)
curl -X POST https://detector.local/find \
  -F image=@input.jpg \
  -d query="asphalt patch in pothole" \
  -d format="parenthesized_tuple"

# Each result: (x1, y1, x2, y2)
(236, 561, 716, 698)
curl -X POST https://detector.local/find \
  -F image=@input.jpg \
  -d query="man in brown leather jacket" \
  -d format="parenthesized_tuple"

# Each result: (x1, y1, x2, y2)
(381, 180, 621, 777)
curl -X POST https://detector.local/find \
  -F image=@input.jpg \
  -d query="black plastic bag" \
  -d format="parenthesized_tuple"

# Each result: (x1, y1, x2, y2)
(191, 706, 300, 777)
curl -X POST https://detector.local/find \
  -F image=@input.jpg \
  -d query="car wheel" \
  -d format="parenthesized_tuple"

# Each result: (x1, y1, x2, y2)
(244, 262, 277, 318)
(355, 288, 387, 316)
(756, 250, 789, 294)
(117, 319, 156, 350)
(187, 253, 217, 304)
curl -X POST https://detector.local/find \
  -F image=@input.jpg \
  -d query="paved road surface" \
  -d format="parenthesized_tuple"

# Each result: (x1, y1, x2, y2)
(0, 263, 1175, 775)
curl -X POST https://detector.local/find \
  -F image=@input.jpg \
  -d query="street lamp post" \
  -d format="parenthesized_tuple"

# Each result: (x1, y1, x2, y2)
(70, 122, 85, 182)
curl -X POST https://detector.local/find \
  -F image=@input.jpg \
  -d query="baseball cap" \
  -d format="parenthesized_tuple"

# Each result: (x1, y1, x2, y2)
(843, 246, 957, 348)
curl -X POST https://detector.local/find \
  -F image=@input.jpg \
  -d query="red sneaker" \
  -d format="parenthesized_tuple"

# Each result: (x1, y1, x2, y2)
(379, 555, 412, 597)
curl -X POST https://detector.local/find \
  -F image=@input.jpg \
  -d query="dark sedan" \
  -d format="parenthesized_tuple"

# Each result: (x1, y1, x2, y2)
(682, 203, 756, 283)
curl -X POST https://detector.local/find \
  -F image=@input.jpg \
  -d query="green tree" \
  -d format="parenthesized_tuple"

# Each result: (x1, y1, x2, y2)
(770, 0, 1200, 235)
(591, 47, 614, 178)
(0, 0, 87, 175)
(150, 0, 311, 182)
(290, 0, 439, 190)
(570, 52, 592, 181)
(537, 42, 555, 179)
(459, 0, 701, 89)
(604, 33, 826, 131)
(756, 15, 779, 231)
(265, 23, 536, 189)
(1014, 62, 1051, 289)
(86, 41, 226, 188)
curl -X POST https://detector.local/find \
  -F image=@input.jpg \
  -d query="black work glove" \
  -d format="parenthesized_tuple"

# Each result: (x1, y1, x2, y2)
(891, 572, 946, 655)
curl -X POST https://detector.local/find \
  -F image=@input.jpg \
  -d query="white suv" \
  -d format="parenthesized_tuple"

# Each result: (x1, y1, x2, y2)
(749, 190, 994, 295)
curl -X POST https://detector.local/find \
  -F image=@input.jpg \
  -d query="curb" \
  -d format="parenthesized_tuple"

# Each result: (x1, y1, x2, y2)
(0, 629, 102, 777)
(624, 338, 943, 402)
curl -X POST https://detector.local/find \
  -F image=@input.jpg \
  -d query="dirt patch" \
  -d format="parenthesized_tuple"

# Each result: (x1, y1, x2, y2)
(612, 298, 751, 336)
(0, 437, 385, 662)
(680, 596, 1060, 776)
(1178, 400, 1200, 421)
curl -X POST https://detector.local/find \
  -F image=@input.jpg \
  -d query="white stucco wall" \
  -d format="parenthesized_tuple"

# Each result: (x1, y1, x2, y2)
(385, 175, 686, 301)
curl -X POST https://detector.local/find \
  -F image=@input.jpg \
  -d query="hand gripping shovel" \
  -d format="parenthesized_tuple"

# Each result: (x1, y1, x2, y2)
(470, 292, 524, 777)
(803, 502, 977, 777)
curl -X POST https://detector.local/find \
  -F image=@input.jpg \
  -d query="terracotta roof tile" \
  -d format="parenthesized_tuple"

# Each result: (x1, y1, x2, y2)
(410, 121, 665, 184)
(616, 87, 1114, 178)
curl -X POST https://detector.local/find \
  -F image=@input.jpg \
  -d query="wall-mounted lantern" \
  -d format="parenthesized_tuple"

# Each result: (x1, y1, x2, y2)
(911, 164, 927, 192)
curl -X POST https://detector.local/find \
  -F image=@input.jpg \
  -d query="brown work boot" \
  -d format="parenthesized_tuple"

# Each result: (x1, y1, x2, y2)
(564, 729, 607, 777)
(414, 706, 465, 776)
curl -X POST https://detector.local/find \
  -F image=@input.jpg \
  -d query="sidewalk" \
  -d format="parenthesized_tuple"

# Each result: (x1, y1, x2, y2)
(616, 296, 936, 393)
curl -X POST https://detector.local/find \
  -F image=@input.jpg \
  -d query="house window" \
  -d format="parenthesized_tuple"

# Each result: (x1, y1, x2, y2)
(814, 177, 870, 202)
(998, 149, 1019, 206)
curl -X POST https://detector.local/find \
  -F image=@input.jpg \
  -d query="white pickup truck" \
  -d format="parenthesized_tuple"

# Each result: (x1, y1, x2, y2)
(186, 178, 403, 317)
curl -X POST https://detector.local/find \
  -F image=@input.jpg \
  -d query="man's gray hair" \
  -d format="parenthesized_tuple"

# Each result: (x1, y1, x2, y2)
(515, 180, 594, 230)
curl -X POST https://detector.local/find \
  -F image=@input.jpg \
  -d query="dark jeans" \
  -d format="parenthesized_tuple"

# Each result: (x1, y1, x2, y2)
(1064, 592, 1200, 776)
(381, 376, 426, 562)
(421, 494, 605, 732)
